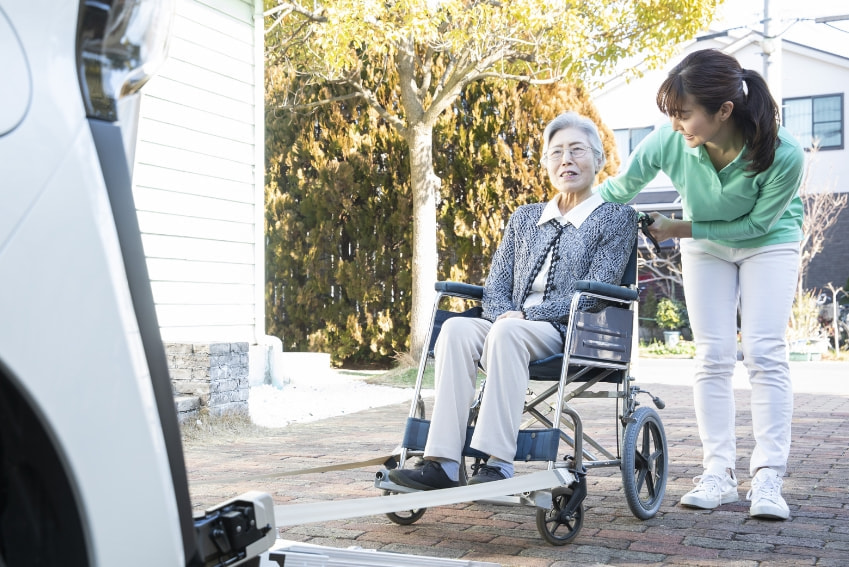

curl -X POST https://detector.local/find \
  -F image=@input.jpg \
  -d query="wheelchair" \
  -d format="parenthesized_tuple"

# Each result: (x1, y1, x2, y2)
(373, 227, 668, 545)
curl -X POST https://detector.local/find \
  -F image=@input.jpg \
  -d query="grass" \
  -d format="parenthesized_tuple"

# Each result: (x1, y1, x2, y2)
(822, 348, 849, 361)
(365, 364, 436, 389)
(638, 340, 849, 361)
(362, 356, 487, 389)
(181, 408, 272, 445)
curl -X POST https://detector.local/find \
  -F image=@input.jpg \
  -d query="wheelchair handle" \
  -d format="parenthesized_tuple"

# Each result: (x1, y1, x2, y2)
(434, 281, 483, 299)
(638, 213, 661, 254)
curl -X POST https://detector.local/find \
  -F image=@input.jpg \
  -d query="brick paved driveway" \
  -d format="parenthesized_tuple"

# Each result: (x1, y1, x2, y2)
(184, 359, 849, 566)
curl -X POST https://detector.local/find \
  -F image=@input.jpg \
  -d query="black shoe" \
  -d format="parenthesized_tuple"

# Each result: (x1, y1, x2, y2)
(388, 460, 459, 491)
(468, 464, 508, 485)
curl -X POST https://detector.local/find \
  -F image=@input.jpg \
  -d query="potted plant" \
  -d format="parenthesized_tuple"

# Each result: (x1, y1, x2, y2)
(655, 297, 684, 347)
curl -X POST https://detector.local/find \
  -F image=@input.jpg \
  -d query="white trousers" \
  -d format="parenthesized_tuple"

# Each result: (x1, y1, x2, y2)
(423, 316, 563, 463)
(680, 239, 799, 477)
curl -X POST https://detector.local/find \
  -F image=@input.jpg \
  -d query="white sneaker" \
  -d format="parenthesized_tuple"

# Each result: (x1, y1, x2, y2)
(680, 470, 739, 509)
(748, 468, 790, 520)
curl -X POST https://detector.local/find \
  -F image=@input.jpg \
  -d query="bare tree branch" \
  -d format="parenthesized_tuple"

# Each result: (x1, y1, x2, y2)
(637, 240, 684, 299)
(271, 91, 362, 112)
(264, 2, 326, 24)
(797, 148, 849, 295)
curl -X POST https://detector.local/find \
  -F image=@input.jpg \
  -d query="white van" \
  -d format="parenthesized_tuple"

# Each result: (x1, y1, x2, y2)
(0, 2, 275, 565)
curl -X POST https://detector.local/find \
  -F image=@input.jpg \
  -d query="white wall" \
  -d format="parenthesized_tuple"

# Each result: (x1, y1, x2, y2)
(779, 43, 849, 193)
(131, 0, 264, 344)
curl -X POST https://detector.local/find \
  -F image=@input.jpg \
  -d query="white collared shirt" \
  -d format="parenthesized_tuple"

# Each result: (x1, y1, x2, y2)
(523, 193, 604, 309)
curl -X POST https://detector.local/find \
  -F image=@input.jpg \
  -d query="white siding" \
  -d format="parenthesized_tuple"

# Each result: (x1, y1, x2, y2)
(133, 0, 262, 343)
(777, 44, 849, 193)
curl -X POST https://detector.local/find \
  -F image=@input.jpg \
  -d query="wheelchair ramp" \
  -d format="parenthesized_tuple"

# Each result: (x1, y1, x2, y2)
(266, 539, 500, 566)
(273, 468, 574, 527)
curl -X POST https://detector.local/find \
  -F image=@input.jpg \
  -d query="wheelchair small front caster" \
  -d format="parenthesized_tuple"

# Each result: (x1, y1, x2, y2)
(382, 490, 427, 525)
(535, 486, 584, 545)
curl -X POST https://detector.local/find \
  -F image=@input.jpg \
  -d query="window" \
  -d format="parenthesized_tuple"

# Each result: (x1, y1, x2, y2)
(613, 126, 654, 158)
(783, 94, 844, 151)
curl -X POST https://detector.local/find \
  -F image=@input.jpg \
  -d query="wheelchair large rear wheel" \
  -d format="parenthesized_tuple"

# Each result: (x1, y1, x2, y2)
(535, 486, 584, 545)
(621, 406, 667, 519)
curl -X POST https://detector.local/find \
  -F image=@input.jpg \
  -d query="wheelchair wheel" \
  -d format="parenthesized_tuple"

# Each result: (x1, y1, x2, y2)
(535, 487, 583, 545)
(382, 491, 426, 525)
(621, 406, 667, 519)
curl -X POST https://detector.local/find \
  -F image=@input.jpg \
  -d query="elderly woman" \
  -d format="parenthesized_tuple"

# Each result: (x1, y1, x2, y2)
(390, 111, 638, 490)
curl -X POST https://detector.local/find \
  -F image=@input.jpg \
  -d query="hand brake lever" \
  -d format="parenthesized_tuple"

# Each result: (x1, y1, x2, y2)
(638, 213, 661, 254)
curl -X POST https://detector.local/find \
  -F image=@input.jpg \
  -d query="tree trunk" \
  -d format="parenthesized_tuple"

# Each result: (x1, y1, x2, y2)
(407, 124, 439, 359)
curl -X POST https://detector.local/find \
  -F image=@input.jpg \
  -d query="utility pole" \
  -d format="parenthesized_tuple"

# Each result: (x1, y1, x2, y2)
(761, 0, 783, 110)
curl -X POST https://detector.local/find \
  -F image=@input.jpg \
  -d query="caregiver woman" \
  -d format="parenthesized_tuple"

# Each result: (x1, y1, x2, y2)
(597, 48, 804, 520)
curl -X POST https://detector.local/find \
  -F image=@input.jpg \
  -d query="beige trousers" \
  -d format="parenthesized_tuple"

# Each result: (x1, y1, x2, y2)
(424, 316, 563, 463)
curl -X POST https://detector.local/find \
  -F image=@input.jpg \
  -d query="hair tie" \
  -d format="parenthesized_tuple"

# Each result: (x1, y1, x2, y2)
(741, 71, 749, 97)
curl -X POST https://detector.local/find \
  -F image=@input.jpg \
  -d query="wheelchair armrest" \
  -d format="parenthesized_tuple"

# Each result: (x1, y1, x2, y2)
(575, 280, 638, 302)
(434, 281, 484, 299)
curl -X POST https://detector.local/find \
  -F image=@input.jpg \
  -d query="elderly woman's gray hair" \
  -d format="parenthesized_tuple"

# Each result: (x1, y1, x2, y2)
(541, 112, 607, 171)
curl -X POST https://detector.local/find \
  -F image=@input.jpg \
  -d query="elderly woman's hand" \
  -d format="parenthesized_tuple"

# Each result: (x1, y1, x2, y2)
(496, 310, 526, 321)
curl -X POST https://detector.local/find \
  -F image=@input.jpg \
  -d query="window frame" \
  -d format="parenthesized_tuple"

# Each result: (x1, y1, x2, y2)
(782, 93, 844, 151)
(613, 126, 654, 158)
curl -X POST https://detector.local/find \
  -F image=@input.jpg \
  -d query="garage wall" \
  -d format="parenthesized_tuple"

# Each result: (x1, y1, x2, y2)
(131, 0, 264, 344)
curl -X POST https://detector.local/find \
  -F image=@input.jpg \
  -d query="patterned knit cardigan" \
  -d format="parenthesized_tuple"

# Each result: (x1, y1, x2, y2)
(482, 201, 638, 340)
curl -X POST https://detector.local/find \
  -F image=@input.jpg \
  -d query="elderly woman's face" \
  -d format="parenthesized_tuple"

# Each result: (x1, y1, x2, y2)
(545, 127, 598, 197)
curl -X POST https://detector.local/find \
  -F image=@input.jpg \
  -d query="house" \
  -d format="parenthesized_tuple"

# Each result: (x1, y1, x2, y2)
(130, 0, 283, 418)
(592, 27, 849, 294)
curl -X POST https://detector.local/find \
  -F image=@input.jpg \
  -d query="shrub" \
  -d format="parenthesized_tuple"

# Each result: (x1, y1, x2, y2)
(640, 339, 696, 358)
(787, 290, 828, 350)
(655, 297, 684, 331)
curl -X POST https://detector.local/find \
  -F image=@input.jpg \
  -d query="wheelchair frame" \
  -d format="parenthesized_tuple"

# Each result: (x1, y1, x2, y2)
(373, 236, 669, 545)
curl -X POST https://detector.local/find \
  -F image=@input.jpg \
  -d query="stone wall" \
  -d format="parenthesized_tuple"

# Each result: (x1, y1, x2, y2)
(166, 342, 250, 420)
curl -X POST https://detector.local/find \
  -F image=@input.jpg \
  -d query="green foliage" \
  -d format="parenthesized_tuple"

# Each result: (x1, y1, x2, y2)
(266, 70, 617, 365)
(266, 0, 722, 96)
(655, 297, 684, 331)
(640, 339, 696, 358)
(265, 64, 413, 365)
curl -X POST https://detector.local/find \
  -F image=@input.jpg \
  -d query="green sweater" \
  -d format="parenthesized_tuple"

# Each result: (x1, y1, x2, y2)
(598, 122, 805, 248)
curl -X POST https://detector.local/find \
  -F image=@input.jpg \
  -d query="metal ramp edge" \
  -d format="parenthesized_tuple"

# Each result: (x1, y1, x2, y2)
(266, 539, 501, 567)
(273, 468, 574, 527)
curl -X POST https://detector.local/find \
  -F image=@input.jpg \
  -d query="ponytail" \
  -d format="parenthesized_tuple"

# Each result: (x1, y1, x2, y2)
(738, 69, 780, 174)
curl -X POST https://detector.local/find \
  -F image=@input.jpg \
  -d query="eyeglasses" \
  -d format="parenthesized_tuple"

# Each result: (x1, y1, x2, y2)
(545, 146, 591, 163)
